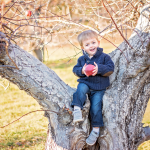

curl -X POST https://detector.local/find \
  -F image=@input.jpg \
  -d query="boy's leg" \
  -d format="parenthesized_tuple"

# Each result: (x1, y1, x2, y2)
(89, 89, 106, 127)
(71, 83, 90, 123)
(86, 89, 105, 145)
(71, 83, 90, 109)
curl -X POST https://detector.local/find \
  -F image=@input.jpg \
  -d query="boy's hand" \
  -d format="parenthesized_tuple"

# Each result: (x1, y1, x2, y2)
(92, 62, 98, 76)
(82, 63, 89, 77)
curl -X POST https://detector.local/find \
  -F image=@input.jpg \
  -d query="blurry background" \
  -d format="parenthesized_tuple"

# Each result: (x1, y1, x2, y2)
(0, 0, 149, 149)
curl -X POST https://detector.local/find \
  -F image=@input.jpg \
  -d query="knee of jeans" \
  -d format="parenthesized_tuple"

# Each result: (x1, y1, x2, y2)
(76, 89, 88, 95)
(91, 105, 101, 115)
(78, 84, 89, 92)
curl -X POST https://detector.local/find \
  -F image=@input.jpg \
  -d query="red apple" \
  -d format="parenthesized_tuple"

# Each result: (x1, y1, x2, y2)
(26, 10, 32, 17)
(84, 64, 95, 76)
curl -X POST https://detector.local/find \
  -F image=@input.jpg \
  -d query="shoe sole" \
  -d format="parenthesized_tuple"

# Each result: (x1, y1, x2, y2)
(86, 140, 97, 146)
(73, 118, 84, 123)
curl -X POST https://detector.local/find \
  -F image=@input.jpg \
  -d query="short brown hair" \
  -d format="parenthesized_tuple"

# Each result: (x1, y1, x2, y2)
(77, 30, 99, 46)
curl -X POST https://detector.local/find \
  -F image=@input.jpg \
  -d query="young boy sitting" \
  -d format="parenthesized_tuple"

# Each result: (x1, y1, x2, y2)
(71, 30, 114, 145)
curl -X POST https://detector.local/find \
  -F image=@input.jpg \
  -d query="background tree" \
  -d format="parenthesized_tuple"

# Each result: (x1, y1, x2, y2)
(0, 0, 150, 150)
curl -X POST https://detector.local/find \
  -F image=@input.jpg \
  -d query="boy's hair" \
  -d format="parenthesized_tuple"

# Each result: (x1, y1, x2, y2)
(77, 30, 99, 46)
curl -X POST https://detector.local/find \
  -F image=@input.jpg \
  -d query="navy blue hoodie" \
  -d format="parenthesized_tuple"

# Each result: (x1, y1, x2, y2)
(73, 47, 114, 90)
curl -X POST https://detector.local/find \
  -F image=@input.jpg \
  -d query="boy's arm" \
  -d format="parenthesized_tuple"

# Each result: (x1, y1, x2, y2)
(97, 54, 114, 76)
(73, 58, 86, 77)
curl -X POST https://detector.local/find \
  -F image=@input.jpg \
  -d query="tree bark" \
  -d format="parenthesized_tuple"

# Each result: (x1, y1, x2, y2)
(0, 5, 150, 150)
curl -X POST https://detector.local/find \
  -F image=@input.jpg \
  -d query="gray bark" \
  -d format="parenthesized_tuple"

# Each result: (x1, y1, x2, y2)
(29, 40, 44, 62)
(0, 5, 150, 150)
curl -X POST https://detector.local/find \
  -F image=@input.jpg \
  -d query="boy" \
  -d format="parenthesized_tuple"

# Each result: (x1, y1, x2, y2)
(71, 30, 114, 145)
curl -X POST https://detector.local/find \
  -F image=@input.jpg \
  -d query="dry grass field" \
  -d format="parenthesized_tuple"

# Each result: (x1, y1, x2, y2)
(0, 41, 150, 149)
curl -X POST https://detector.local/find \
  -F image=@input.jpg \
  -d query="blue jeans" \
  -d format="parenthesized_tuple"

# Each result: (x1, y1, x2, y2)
(71, 83, 106, 127)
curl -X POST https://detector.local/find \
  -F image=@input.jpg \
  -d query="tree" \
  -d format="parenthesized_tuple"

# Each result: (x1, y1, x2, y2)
(1, 1, 150, 150)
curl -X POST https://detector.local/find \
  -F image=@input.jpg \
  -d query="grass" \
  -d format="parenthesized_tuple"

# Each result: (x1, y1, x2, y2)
(0, 80, 48, 150)
(0, 41, 150, 149)
(138, 140, 150, 150)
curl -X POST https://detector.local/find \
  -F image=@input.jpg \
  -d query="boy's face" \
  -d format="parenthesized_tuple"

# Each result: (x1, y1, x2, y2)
(81, 38, 100, 57)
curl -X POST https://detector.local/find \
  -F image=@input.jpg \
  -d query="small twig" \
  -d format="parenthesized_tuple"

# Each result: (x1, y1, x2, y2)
(0, 65, 17, 68)
(126, 0, 140, 16)
(0, 109, 60, 128)
(104, 0, 116, 15)
(3, 1, 16, 17)
(133, 29, 144, 46)
(102, 0, 134, 50)
(99, 24, 112, 34)
(96, 29, 129, 62)
(5, 41, 19, 69)
(2, 23, 13, 33)
(3, 14, 68, 21)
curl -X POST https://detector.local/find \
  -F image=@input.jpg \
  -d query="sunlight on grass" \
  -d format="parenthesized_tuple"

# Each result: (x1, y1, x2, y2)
(138, 100, 150, 150)
(0, 82, 48, 150)
(138, 140, 150, 150)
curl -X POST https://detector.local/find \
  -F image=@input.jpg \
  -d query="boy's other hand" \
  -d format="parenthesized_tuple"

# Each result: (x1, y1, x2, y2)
(92, 62, 98, 76)
(82, 64, 89, 77)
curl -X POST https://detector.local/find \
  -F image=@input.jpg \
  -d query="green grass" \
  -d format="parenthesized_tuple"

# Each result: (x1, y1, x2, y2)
(0, 82, 48, 150)
(0, 42, 150, 149)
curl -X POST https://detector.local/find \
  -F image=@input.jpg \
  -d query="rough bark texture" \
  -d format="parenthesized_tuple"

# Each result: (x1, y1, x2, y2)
(0, 5, 150, 150)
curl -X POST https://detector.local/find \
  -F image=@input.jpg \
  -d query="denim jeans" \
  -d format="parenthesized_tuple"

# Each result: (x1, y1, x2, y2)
(71, 83, 106, 127)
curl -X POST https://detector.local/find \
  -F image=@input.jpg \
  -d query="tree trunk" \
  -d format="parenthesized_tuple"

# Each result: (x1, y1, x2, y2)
(0, 5, 150, 150)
